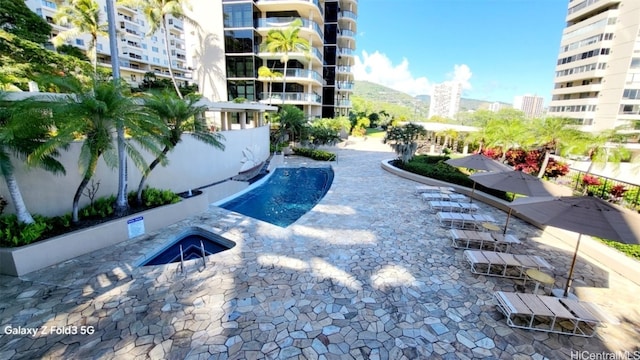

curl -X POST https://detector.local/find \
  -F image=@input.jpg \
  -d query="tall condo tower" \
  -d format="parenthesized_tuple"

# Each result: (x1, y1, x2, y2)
(548, 0, 640, 132)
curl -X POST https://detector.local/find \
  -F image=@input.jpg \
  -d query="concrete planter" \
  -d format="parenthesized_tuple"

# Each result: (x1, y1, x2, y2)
(0, 192, 209, 277)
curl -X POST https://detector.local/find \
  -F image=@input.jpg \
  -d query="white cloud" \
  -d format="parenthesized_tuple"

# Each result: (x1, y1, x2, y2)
(447, 64, 473, 90)
(353, 50, 431, 96)
(353, 51, 473, 96)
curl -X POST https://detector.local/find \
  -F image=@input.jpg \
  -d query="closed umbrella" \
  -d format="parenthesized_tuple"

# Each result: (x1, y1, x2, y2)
(470, 170, 572, 234)
(445, 154, 512, 202)
(509, 195, 640, 297)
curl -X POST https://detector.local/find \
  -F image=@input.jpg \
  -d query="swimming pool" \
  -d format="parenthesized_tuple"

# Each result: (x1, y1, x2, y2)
(219, 166, 334, 227)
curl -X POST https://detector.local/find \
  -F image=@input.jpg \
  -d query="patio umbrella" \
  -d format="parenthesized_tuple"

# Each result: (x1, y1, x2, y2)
(445, 153, 512, 172)
(445, 154, 512, 202)
(470, 170, 572, 234)
(509, 195, 640, 297)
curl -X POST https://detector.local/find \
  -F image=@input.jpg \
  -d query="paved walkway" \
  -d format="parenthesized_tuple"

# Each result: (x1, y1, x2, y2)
(1, 138, 639, 359)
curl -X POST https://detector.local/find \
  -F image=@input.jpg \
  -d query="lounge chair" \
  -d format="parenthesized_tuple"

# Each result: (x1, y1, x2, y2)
(450, 229, 521, 252)
(421, 192, 468, 202)
(464, 250, 553, 279)
(414, 185, 454, 194)
(494, 291, 604, 337)
(438, 212, 496, 229)
(428, 201, 479, 213)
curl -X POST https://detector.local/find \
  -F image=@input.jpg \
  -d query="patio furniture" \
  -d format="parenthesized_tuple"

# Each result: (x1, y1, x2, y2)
(415, 185, 454, 194)
(526, 268, 555, 295)
(428, 201, 479, 213)
(450, 229, 521, 252)
(494, 291, 604, 337)
(438, 212, 497, 230)
(464, 250, 553, 279)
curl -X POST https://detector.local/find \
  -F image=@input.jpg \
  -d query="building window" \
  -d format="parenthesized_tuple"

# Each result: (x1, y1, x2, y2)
(631, 58, 640, 69)
(97, 43, 103, 51)
(226, 56, 255, 77)
(141, 43, 147, 49)
(153, 57, 160, 63)
(623, 89, 640, 99)
(223, 3, 254, 28)
(227, 80, 255, 101)
(131, 74, 137, 81)
(224, 30, 254, 53)
(152, 46, 159, 52)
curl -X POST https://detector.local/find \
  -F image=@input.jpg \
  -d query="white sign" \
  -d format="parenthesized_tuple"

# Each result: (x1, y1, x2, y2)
(127, 216, 145, 238)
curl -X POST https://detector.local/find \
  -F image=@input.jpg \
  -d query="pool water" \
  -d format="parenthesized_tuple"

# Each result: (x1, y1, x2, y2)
(140, 228, 235, 266)
(220, 167, 334, 227)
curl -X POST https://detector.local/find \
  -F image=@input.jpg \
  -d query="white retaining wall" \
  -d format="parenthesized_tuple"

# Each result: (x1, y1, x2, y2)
(0, 126, 270, 217)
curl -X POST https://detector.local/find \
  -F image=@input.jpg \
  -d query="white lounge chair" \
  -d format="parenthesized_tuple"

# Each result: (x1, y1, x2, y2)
(438, 213, 497, 230)
(464, 250, 553, 279)
(450, 229, 521, 252)
(494, 291, 604, 337)
(428, 201, 479, 213)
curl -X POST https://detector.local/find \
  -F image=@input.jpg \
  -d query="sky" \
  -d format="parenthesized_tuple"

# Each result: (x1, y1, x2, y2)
(353, 0, 570, 105)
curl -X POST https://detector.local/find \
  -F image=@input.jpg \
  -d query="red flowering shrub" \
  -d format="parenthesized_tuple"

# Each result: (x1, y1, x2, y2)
(610, 184, 627, 198)
(482, 148, 502, 160)
(582, 174, 601, 186)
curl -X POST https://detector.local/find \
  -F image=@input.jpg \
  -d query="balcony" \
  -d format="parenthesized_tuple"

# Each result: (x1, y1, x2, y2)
(260, 92, 321, 104)
(336, 81, 354, 90)
(257, 0, 323, 18)
(339, 29, 356, 38)
(270, 68, 324, 84)
(256, 17, 323, 42)
(339, 11, 357, 21)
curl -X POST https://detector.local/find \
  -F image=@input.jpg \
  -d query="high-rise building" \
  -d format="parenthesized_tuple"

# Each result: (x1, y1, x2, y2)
(513, 95, 544, 118)
(209, 0, 357, 119)
(548, 0, 640, 132)
(428, 82, 461, 119)
(24, 0, 192, 89)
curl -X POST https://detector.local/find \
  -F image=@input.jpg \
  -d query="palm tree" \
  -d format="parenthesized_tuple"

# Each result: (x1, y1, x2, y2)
(30, 77, 163, 223)
(483, 115, 535, 162)
(137, 91, 225, 204)
(119, 0, 190, 99)
(258, 66, 283, 105)
(530, 117, 583, 178)
(261, 19, 311, 104)
(53, 0, 108, 74)
(0, 92, 66, 224)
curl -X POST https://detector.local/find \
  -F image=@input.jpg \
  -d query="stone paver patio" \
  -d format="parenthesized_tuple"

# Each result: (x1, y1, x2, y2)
(1, 138, 639, 359)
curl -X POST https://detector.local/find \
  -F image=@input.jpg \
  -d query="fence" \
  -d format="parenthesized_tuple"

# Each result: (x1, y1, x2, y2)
(563, 168, 640, 210)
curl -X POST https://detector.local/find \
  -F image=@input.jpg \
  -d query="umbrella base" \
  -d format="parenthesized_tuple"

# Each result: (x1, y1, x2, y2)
(551, 288, 579, 300)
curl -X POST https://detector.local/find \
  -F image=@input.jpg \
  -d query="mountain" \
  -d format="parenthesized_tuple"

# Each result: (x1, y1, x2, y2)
(353, 80, 511, 114)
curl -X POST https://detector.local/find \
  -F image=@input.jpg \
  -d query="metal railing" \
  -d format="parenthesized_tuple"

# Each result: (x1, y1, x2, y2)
(563, 168, 640, 210)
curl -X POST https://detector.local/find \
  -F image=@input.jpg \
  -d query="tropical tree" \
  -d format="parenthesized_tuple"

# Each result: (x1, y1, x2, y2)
(0, 0, 52, 44)
(29, 77, 163, 223)
(483, 115, 534, 162)
(53, 0, 108, 73)
(258, 66, 283, 105)
(0, 92, 66, 224)
(119, 0, 191, 99)
(261, 19, 311, 104)
(137, 91, 225, 204)
(529, 117, 583, 178)
(277, 104, 307, 144)
(384, 123, 427, 164)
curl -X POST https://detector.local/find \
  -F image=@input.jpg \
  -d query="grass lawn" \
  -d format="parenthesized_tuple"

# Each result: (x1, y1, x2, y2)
(365, 128, 386, 138)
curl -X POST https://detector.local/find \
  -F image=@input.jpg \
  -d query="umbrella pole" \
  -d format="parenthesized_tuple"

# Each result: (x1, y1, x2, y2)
(470, 181, 476, 204)
(563, 234, 583, 298)
(503, 208, 512, 235)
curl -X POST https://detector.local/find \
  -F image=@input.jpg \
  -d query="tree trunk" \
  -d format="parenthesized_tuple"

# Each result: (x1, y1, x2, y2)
(162, 16, 183, 100)
(537, 150, 551, 178)
(137, 146, 171, 205)
(281, 60, 288, 104)
(114, 128, 129, 216)
(73, 154, 100, 223)
(4, 172, 34, 224)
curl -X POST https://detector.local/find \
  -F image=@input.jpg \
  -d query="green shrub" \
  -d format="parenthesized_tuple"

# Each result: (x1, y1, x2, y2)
(0, 215, 50, 247)
(292, 147, 336, 161)
(133, 188, 181, 207)
(0, 187, 181, 247)
(393, 155, 510, 201)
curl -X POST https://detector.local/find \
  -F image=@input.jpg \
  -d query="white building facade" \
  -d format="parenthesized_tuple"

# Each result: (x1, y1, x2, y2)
(428, 82, 462, 119)
(25, 0, 193, 90)
(513, 95, 544, 118)
(548, 0, 640, 132)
